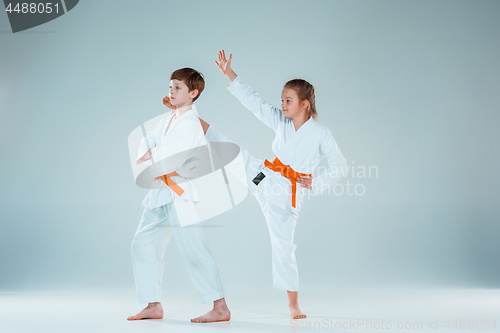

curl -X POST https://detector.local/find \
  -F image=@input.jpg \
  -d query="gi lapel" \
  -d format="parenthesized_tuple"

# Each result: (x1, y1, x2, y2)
(155, 112, 174, 143)
(161, 110, 193, 144)
(277, 118, 315, 162)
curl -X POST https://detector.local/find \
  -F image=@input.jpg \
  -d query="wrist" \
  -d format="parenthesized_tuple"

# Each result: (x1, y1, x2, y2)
(226, 69, 237, 82)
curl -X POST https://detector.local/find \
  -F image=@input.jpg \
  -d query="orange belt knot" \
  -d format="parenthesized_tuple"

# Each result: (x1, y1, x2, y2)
(154, 171, 184, 197)
(264, 157, 311, 208)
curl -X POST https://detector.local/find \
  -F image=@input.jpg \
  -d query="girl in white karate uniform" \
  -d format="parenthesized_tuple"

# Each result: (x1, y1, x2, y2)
(214, 50, 347, 319)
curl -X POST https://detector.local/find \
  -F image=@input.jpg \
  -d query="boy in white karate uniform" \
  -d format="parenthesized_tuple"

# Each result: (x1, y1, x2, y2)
(127, 68, 230, 323)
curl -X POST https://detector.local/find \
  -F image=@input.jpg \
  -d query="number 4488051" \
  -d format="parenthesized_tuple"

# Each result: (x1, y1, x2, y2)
(5, 2, 60, 14)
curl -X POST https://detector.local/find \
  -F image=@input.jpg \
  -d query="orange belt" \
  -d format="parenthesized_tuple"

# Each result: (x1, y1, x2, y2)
(264, 157, 311, 208)
(154, 172, 184, 196)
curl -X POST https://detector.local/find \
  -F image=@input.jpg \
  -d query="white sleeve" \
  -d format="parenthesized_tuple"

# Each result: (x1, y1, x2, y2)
(136, 130, 156, 163)
(311, 129, 347, 195)
(151, 117, 207, 175)
(227, 76, 284, 132)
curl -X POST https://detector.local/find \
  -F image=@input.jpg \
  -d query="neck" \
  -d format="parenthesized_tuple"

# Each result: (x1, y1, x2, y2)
(291, 112, 309, 131)
(170, 104, 192, 115)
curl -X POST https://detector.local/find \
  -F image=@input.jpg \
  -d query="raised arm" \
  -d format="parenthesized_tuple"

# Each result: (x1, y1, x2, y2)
(216, 50, 284, 132)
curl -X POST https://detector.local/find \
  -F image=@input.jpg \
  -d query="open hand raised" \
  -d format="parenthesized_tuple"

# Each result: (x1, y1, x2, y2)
(215, 50, 232, 75)
(215, 50, 237, 82)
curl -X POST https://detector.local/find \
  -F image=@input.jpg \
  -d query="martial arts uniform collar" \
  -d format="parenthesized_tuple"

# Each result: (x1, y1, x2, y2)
(294, 116, 314, 133)
(171, 105, 193, 119)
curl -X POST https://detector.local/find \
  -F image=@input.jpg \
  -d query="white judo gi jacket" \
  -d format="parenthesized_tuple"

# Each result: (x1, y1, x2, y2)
(136, 109, 207, 224)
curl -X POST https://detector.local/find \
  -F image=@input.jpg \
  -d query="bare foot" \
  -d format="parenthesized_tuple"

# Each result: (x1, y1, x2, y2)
(287, 290, 306, 319)
(289, 304, 307, 319)
(127, 302, 164, 320)
(191, 298, 231, 323)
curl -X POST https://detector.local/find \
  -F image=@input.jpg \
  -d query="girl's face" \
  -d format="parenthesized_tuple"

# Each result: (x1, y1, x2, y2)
(169, 79, 198, 108)
(281, 88, 308, 119)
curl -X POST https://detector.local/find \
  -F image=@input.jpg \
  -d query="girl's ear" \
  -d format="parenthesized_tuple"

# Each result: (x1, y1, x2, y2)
(302, 99, 310, 111)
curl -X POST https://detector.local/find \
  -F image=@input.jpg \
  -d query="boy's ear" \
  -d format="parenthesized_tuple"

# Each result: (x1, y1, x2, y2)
(190, 89, 199, 99)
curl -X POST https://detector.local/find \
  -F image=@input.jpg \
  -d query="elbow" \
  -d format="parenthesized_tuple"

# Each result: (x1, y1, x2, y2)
(332, 158, 348, 179)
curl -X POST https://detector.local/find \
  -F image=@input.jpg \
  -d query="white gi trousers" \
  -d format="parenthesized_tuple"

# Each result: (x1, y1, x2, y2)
(253, 181, 301, 292)
(131, 201, 224, 304)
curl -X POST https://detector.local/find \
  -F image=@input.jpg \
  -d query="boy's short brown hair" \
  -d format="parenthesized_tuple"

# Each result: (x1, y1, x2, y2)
(170, 68, 205, 102)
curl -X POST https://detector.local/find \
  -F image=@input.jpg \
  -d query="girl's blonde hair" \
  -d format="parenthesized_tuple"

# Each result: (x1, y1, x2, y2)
(284, 79, 317, 120)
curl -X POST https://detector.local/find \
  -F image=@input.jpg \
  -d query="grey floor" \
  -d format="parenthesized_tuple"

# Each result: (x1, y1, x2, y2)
(1, 288, 499, 333)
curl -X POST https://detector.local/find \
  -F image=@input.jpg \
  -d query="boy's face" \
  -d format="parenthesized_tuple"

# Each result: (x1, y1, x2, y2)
(169, 79, 198, 108)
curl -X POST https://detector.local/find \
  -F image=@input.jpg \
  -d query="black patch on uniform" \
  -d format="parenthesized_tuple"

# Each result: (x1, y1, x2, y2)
(252, 172, 266, 186)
